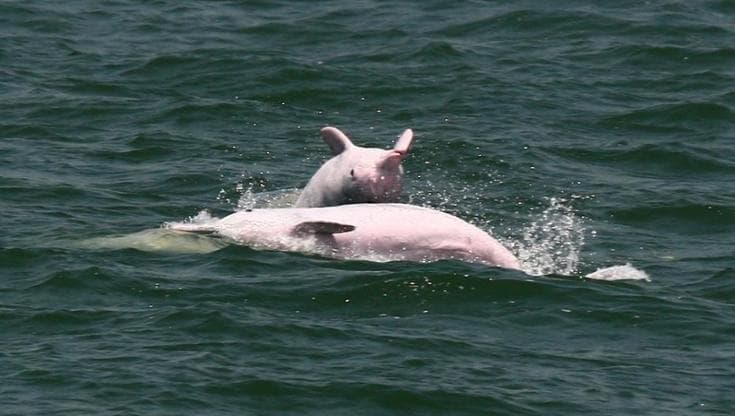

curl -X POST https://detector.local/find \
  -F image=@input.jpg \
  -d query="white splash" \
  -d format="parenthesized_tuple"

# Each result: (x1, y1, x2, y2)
(188, 209, 216, 224)
(511, 197, 586, 277)
(505, 197, 650, 282)
(237, 186, 301, 210)
(585, 263, 651, 282)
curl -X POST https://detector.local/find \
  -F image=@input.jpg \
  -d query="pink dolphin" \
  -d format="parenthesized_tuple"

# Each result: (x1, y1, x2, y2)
(295, 127, 414, 208)
(167, 203, 521, 270)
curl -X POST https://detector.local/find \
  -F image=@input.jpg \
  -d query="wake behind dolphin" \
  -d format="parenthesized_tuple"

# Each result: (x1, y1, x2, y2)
(76, 227, 228, 254)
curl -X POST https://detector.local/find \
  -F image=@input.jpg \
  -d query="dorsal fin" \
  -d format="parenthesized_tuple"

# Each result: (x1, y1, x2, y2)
(392, 128, 414, 155)
(378, 150, 404, 170)
(320, 127, 355, 155)
(292, 221, 356, 235)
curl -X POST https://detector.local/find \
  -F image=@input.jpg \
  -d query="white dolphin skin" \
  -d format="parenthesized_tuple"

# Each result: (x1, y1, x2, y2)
(295, 127, 414, 207)
(167, 203, 521, 270)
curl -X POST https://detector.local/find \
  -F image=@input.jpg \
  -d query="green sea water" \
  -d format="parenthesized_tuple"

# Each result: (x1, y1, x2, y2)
(2, 1, 734, 414)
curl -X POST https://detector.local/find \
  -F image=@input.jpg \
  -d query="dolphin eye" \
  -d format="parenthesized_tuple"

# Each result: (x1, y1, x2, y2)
(350, 169, 355, 177)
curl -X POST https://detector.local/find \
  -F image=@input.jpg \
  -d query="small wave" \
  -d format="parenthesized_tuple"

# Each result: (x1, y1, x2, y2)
(89, 131, 181, 162)
(122, 54, 201, 77)
(604, 41, 735, 70)
(152, 309, 240, 334)
(544, 143, 735, 175)
(0, 247, 46, 268)
(678, 267, 735, 302)
(602, 101, 734, 128)
(148, 100, 258, 125)
(612, 203, 735, 234)
(1, 181, 92, 203)
(409, 41, 466, 60)
(91, 146, 173, 163)
(26, 267, 114, 292)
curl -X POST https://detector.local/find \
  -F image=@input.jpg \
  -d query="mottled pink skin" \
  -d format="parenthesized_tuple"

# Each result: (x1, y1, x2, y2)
(168, 203, 521, 270)
(295, 127, 414, 208)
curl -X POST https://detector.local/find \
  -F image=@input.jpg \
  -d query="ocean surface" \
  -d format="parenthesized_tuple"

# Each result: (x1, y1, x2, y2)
(2, 1, 734, 414)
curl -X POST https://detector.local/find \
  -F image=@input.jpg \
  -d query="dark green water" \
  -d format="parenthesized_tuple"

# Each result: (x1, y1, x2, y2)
(2, 1, 734, 414)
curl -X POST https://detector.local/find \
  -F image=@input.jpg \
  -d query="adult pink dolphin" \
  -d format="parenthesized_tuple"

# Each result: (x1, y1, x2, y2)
(295, 127, 414, 207)
(167, 203, 521, 270)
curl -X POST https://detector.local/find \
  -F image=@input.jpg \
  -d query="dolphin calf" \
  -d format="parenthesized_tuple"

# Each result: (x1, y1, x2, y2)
(166, 203, 521, 270)
(295, 127, 414, 207)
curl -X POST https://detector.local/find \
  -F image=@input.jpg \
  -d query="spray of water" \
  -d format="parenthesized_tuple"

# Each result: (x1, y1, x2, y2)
(236, 184, 258, 210)
(236, 184, 301, 210)
(510, 197, 586, 276)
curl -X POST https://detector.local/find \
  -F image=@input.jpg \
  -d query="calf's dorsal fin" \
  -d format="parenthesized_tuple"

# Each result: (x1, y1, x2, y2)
(320, 127, 355, 155)
(393, 128, 414, 155)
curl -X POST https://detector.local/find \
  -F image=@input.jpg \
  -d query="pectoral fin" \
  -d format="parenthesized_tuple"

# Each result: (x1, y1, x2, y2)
(293, 221, 356, 235)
